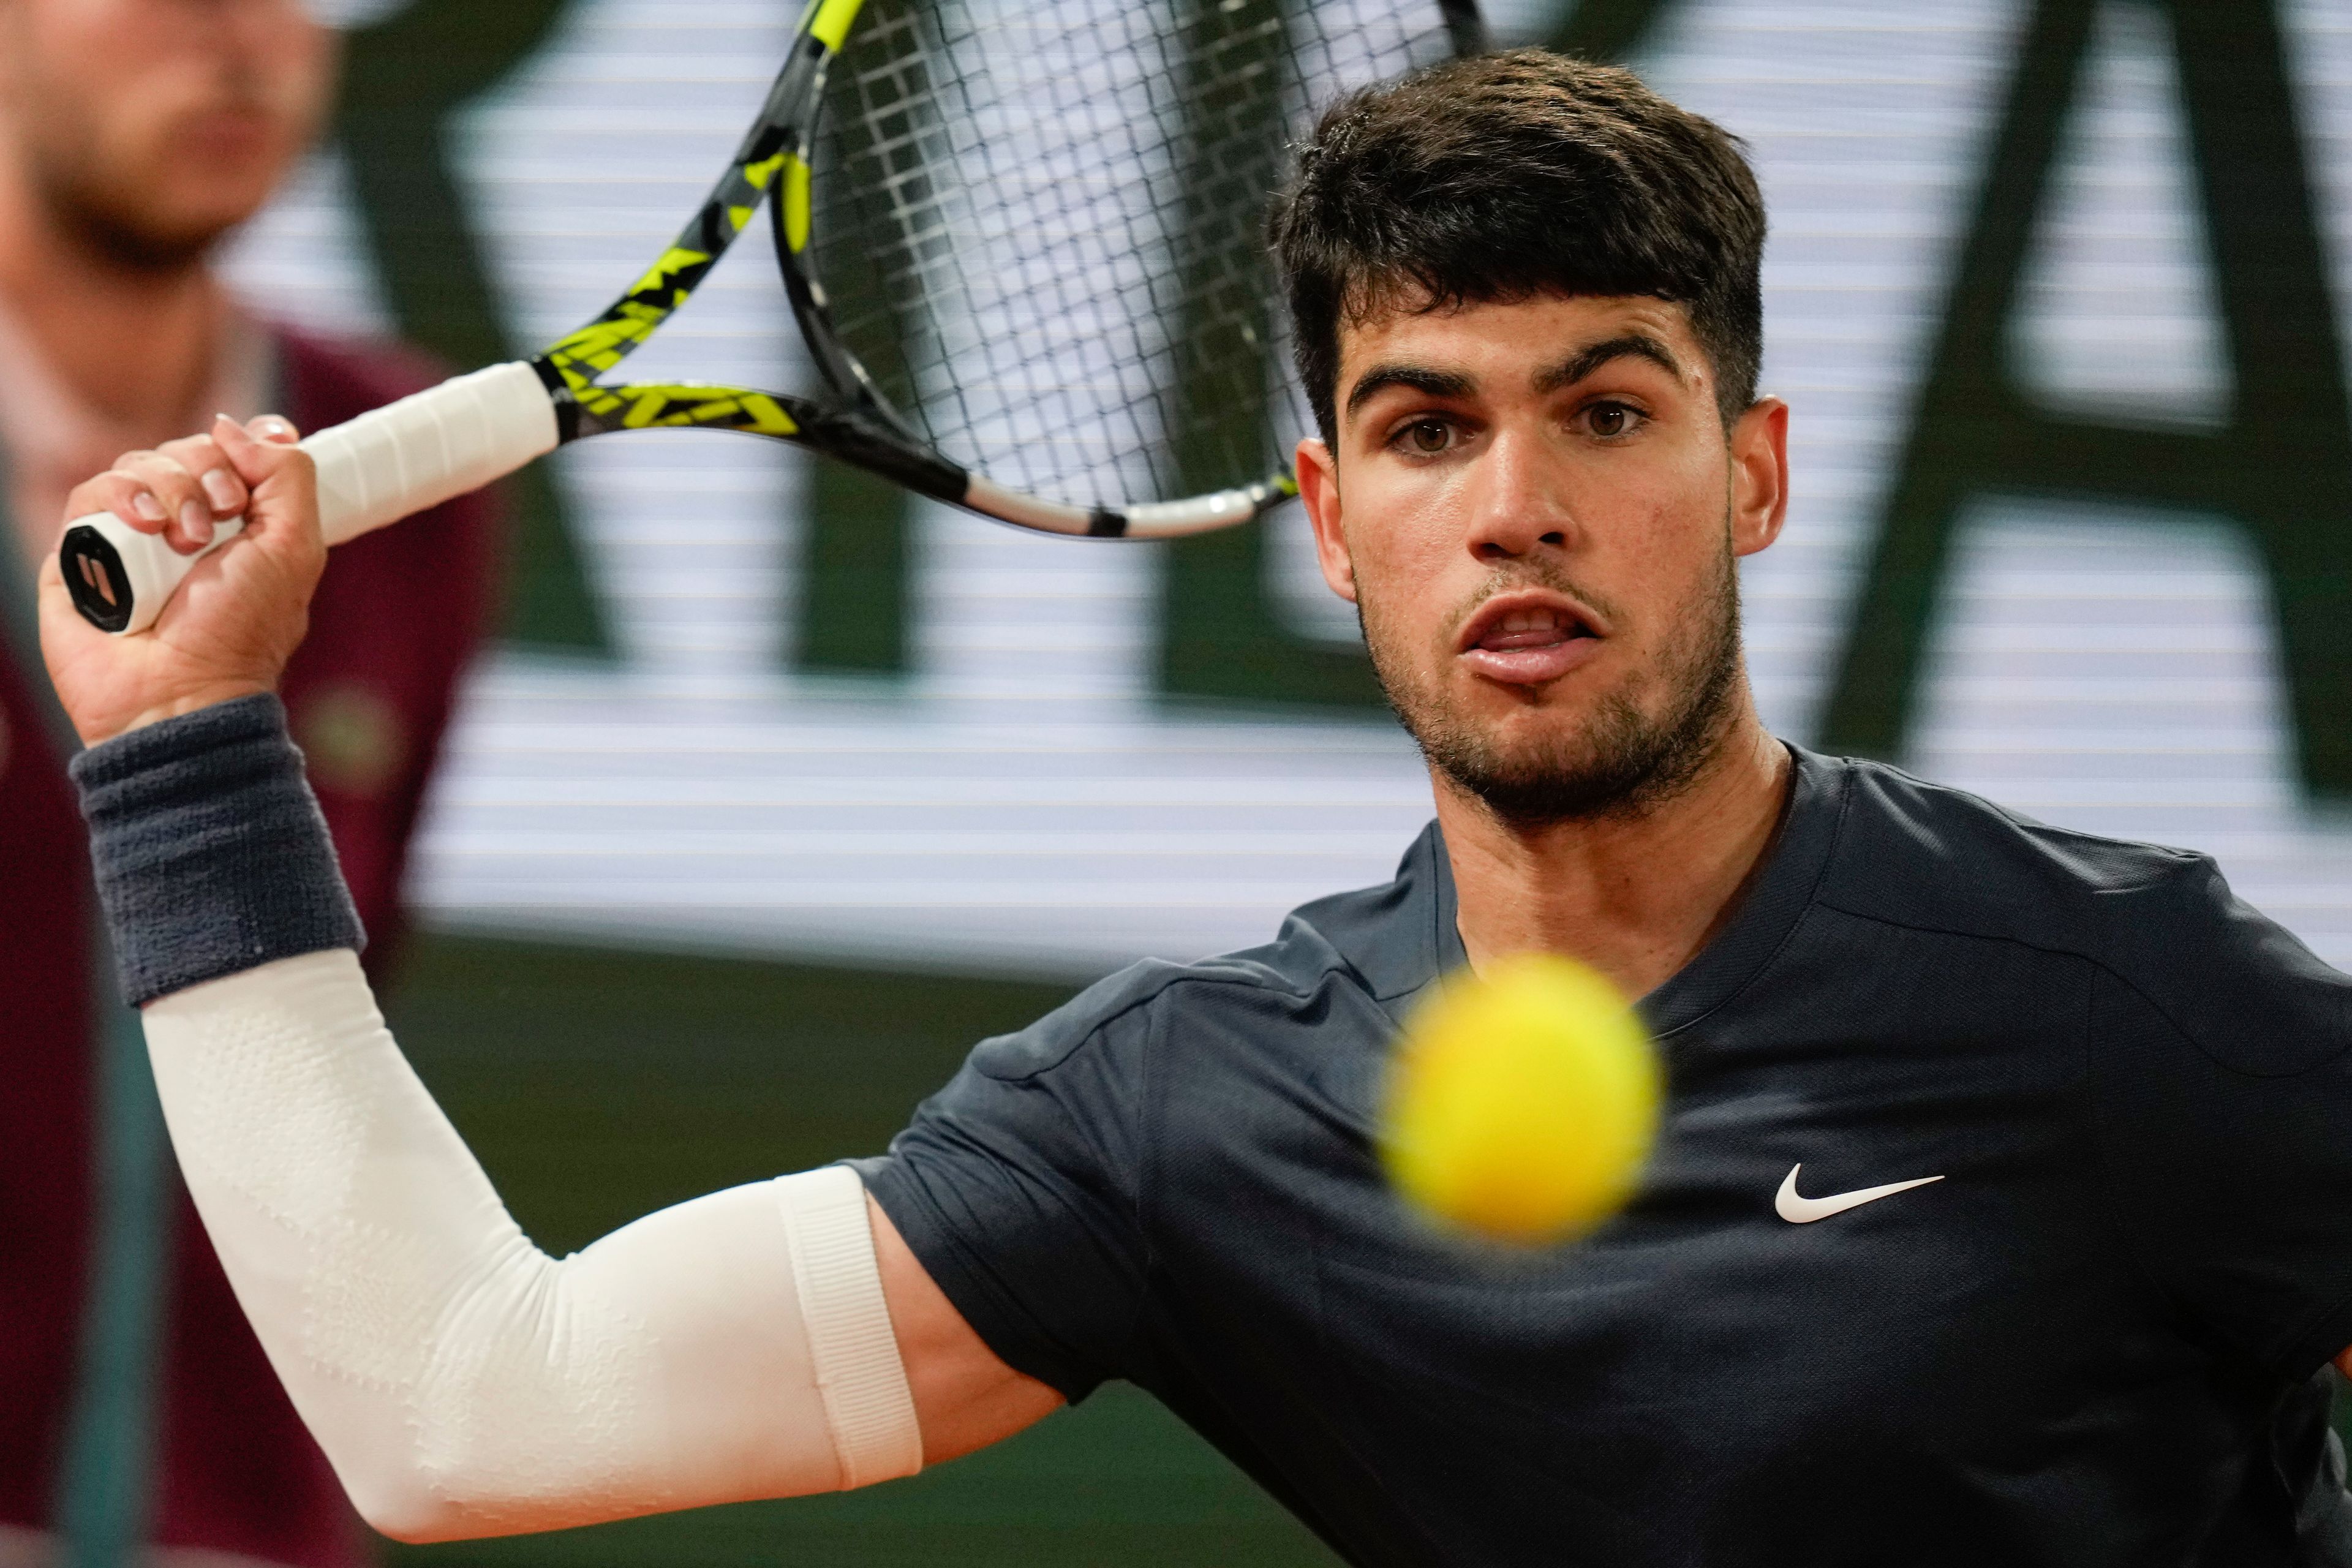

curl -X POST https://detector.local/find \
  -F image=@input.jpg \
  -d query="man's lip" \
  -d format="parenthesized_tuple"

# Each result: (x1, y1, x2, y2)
(175, 107, 274, 154)
(1459, 636, 1604, 687)
(1453, 589, 1607, 656)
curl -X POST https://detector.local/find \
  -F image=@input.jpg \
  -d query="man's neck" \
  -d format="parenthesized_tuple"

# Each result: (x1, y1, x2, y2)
(0, 166, 220, 435)
(1438, 706, 1792, 1000)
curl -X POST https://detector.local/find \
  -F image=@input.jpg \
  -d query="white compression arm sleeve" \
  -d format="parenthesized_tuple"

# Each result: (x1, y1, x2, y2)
(141, 947, 923, 1543)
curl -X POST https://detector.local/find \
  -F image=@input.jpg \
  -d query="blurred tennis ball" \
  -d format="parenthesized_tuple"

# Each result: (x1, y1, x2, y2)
(1379, 952, 1661, 1246)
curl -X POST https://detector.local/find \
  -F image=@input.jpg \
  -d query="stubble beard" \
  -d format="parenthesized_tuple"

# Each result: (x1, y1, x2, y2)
(42, 180, 217, 272)
(16, 78, 258, 274)
(31, 136, 222, 273)
(1362, 540, 1746, 828)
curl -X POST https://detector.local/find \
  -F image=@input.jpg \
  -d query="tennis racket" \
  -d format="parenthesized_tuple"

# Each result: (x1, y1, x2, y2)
(62, 0, 1484, 635)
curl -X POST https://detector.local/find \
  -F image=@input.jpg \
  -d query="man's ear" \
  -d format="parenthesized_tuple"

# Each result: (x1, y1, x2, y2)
(1728, 396, 1790, 559)
(1295, 436, 1356, 603)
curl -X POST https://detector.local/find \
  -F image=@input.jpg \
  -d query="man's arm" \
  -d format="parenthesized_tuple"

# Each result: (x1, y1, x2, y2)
(871, 1199, 1067, 1463)
(42, 419, 1058, 1538)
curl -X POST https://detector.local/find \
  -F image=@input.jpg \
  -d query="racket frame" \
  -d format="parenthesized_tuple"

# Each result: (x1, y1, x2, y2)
(529, 0, 1296, 541)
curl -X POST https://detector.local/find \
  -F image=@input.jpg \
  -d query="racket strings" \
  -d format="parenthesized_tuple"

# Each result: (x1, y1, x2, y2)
(813, 6, 957, 423)
(810, 0, 1460, 511)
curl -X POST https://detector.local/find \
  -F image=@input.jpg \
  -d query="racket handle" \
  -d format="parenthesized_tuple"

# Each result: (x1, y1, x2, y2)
(60, 361, 560, 635)
(310, 360, 560, 548)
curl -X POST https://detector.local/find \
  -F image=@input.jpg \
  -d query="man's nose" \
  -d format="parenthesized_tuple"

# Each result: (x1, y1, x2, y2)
(1463, 426, 1577, 562)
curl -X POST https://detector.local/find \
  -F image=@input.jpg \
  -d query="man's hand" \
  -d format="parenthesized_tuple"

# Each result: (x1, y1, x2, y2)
(40, 415, 324, 747)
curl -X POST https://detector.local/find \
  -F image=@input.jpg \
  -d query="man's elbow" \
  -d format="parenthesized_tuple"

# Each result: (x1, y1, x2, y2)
(345, 1471, 466, 1546)
(337, 1450, 676, 1544)
(336, 1454, 534, 1546)
(347, 1480, 558, 1547)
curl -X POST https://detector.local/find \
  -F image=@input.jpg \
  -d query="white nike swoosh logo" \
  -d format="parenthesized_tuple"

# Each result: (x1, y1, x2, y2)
(1774, 1163, 1944, 1224)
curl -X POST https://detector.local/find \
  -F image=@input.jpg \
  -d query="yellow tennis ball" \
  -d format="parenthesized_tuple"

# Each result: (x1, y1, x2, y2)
(1379, 952, 1662, 1246)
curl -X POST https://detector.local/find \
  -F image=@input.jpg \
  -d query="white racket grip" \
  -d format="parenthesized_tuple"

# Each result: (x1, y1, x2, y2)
(309, 360, 559, 546)
(58, 512, 246, 635)
(59, 361, 560, 635)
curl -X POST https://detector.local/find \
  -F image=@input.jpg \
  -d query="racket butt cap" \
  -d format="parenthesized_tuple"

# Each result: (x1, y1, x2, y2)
(61, 514, 244, 636)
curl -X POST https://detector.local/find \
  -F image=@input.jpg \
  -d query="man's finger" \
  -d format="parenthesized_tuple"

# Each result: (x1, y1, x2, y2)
(69, 470, 175, 538)
(157, 431, 250, 521)
(114, 453, 217, 553)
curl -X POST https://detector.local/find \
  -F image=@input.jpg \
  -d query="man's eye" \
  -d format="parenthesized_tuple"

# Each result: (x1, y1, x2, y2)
(1394, 420, 1453, 454)
(1585, 402, 1642, 438)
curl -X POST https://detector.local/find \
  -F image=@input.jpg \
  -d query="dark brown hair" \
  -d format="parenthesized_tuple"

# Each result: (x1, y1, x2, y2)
(1269, 48, 1766, 443)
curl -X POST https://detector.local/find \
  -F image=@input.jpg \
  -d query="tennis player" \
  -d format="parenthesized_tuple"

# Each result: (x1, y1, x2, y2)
(39, 48, 2352, 1566)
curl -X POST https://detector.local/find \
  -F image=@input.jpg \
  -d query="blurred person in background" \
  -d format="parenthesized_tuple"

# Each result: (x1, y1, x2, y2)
(0, 0, 497, 1562)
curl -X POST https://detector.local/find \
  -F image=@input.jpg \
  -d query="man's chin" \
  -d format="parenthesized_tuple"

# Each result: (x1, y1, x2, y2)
(1444, 668, 1616, 740)
(61, 197, 239, 271)
(41, 157, 276, 272)
(1418, 685, 1733, 826)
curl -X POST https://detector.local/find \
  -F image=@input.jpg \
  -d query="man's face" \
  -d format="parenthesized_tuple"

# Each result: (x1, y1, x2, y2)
(0, 0, 332, 268)
(1297, 292, 1789, 824)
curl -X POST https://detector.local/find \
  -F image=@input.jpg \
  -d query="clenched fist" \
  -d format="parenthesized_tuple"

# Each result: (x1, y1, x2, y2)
(40, 415, 325, 747)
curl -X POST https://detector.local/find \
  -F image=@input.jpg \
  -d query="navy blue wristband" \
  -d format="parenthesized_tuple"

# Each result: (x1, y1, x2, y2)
(70, 693, 364, 1007)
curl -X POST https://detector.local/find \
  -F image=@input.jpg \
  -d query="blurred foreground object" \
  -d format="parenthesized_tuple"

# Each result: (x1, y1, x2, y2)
(1380, 953, 1660, 1246)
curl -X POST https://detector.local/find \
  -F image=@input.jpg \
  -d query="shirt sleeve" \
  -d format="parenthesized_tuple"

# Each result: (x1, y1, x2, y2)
(2089, 856, 2352, 1378)
(851, 973, 1163, 1402)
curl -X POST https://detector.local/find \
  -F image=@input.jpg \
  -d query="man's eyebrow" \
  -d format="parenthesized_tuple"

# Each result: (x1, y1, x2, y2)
(1342, 363, 1477, 424)
(1532, 333, 1687, 396)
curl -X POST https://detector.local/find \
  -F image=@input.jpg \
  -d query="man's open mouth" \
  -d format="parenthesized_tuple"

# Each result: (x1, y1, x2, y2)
(1455, 594, 1606, 687)
(1474, 606, 1593, 650)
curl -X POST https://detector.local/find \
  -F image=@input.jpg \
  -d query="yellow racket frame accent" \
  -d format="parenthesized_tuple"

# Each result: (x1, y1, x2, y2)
(535, 0, 868, 440)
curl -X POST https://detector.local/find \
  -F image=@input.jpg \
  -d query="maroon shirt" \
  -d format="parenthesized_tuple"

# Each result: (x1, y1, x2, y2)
(0, 325, 499, 1566)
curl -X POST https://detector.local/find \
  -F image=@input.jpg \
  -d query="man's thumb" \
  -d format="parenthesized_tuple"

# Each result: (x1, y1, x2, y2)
(213, 413, 305, 484)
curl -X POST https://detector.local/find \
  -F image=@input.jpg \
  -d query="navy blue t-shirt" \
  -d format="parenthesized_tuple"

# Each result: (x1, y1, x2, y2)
(856, 745, 2352, 1566)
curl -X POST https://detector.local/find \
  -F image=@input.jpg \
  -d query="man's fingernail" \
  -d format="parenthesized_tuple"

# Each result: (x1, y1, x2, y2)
(201, 470, 239, 510)
(179, 498, 214, 545)
(252, 415, 293, 439)
(132, 492, 167, 524)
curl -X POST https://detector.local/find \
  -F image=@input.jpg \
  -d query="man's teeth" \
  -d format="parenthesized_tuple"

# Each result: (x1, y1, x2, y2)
(1484, 608, 1586, 642)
